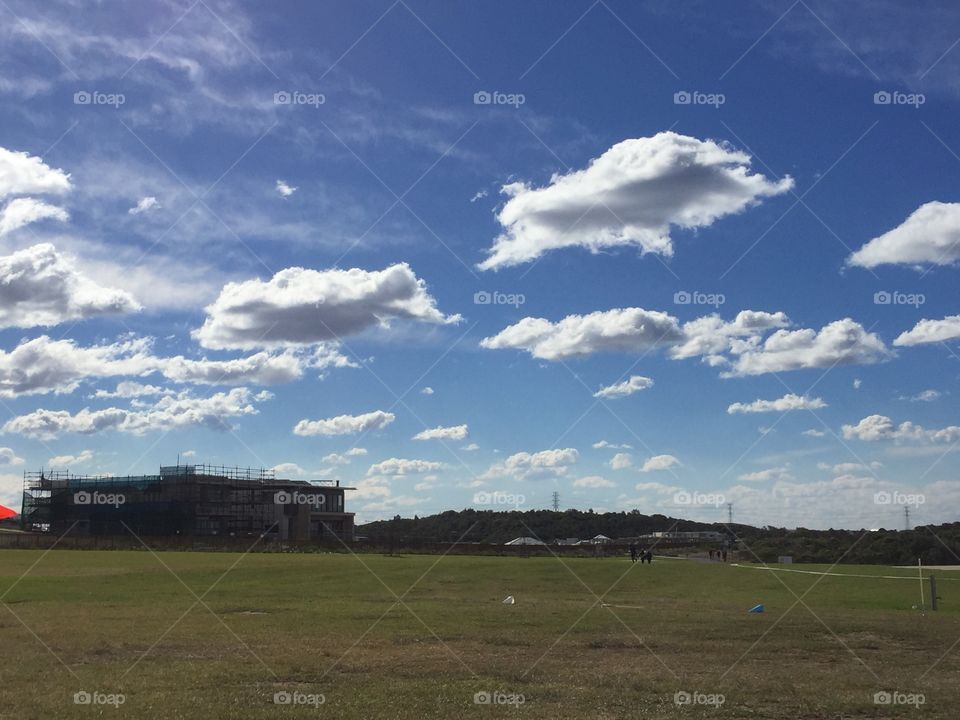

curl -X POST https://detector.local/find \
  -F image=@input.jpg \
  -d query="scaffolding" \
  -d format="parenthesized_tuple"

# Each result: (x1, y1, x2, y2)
(20, 462, 354, 541)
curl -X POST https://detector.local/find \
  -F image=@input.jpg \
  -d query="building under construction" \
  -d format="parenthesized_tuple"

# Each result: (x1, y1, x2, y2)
(20, 463, 354, 542)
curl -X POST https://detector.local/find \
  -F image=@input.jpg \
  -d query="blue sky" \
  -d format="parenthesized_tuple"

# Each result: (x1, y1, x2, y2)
(1, 0, 959, 530)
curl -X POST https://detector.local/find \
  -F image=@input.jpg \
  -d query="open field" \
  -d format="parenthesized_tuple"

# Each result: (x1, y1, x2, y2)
(1, 550, 958, 719)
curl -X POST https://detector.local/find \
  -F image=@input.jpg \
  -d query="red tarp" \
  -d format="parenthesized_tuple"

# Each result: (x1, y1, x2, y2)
(0, 504, 17, 520)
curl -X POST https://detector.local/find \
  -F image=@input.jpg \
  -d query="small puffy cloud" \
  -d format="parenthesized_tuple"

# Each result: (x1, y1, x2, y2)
(608, 452, 633, 470)
(478, 132, 792, 270)
(738, 466, 792, 482)
(346, 447, 367, 456)
(481, 308, 682, 361)
(293, 410, 395, 437)
(483, 448, 579, 480)
(848, 202, 960, 268)
(592, 440, 632, 449)
(0, 146, 71, 198)
(853, 378, 862, 390)
(48, 449, 94, 467)
(639, 454, 680, 472)
(182, 450, 197, 458)
(0, 244, 140, 329)
(593, 375, 654, 399)
(894, 315, 960, 347)
(573, 475, 615, 488)
(4, 388, 262, 440)
(412, 424, 468, 441)
(842, 415, 960, 444)
(420, 386, 434, 395)
(276, 179, 297, 197)
(900, 389, 942, 402)
(671, 310, 789, 361)
(367, 458, 443, 476)
(469, 189, 488, 203)
(818, 461, 881, 476)
(724, 319, 889, 376)
(322, 453, 351, 465)
(802, 428, 826, 437)
(727, 393, 827, 414)
(0, 448, 25, 466)
(194, 263, 460, 350)
(272, 462, 304, 475)
(0, 197, 68, 235)
(128, 196, 160, 215)
(461, 442, 480, 451)
(94, 381, 172, 399)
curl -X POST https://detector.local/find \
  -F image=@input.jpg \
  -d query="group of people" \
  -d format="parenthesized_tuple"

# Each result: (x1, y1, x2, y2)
(709, 549, 728, 562)
(628, 543, 652, 564)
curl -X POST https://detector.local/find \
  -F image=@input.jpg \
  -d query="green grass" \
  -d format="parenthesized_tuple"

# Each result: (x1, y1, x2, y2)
(1, 550, 957, 718)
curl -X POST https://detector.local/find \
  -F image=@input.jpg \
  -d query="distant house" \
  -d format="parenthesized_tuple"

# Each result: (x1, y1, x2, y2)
(588, 534, 611, 545)
(555, 537, 580, 546)
(645, 531, 724, 541)
(505, 536, 546, 546)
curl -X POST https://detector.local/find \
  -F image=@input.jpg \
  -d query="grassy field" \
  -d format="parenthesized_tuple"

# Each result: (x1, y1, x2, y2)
(1, 549, 957, 719)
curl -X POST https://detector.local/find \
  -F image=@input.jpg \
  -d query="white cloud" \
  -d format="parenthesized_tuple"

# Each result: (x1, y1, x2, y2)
(818, 461, 882, 476)
(128, 196, 160, 215)
(48, 449, 93, 467)
(592, 440, 632, 449)
(0, 244, 140, 328)
(194, 263, 461, 350)
(842, 415, 960, 444)
(272, 462, 304, 475)
(460, 442, 479, 451)
(573, 475, 615, 488)
(853, 378, 862, 389)
(727, 393, 827, 414)
(848, 201, 960, 268)
(802, 428, 826, 437)
(276, 180, 297, 197)
(293, 410, 395, 437)
(0, 146, 71, 199)
(480, 308, 682, 361)
(639, 454, 680, 472)
(608, 452, 633, 470)
(478, 132, 792, 270)
(894, 315, 960, 347)
(671, 311, 789, 362)
(483, 448, 579, 480)
(593, 375, 654, 399)
(724, 319, 889, 376)
(412, 424, 468, 441)
(0, 197, 68, 235)
(738, 466, 792, 482)
(469, 189, 488, 203)
(322, 453, 351, 466)
(93, 381, 171, 399)
(367, 458, 443, 476)
(420, 386, 434, 395)
(900, 389, 942, 402)
(0, 448, 24, 466)
(346, 447, 367, 456)
(4, 388, 263, 439)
